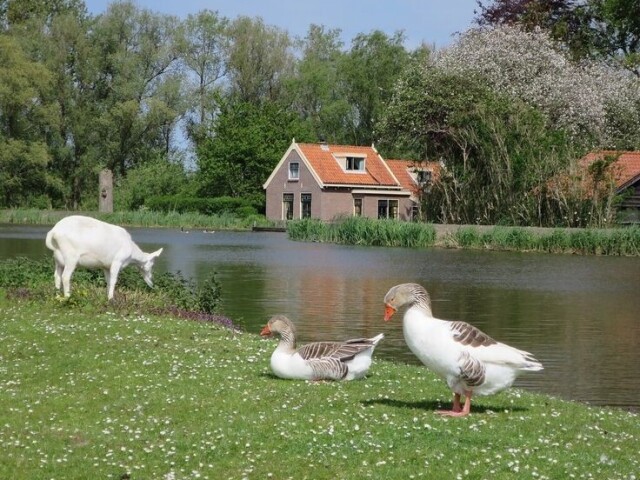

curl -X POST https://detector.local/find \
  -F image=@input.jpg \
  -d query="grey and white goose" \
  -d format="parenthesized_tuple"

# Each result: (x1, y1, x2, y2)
(384, 283, 543, 416)
(260, 315, 384, 381)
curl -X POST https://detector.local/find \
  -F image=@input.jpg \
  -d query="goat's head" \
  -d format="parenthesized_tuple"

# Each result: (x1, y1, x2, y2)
(140, 248, 163, 287)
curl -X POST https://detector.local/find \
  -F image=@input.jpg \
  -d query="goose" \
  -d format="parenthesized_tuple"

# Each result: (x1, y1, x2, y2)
(260, 315, 384, 381)
(383, 283, 543, 416)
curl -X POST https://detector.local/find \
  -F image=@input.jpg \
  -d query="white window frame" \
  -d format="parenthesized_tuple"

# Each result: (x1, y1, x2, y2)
(378, 199, 399, 219)
(301, 193, 312, 219)
(334, 154, 366, 173)
(283, 193, 294, 220)
(288, 162, 300, 180)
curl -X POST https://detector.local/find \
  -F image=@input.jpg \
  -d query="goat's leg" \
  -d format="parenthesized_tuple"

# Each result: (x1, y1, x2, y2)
(107, 263, 122, 300)
(53, 259, 64, 292)
(61, 259, 78, 297)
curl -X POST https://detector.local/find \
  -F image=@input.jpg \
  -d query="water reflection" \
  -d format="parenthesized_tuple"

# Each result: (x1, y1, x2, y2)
(1, 224, 639, 408)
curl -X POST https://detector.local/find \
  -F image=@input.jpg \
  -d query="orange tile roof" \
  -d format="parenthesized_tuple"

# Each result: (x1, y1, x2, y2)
(297, 143, 399, 186)
(580, 151, 640, 190)
(385, 159, 442, 193)
(385, 159, 417, 192)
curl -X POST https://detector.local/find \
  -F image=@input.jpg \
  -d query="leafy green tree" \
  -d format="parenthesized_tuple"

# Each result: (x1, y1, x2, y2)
(91, 1, 184, 177)
(33, 10, 101, 209)
(225, 16, 294, 104)
(115, 156, 192, 210)
(377, 63, 577, 226)
(475, 0, 640, 74)
(285, 24, 351, 143)
(589, 0, 640, 75)
(0, 0, 86, 30)
(339, 30, 409, 145)
(0, 34, 62, 207)
(475, 0, 595, 58)
(180, 9, 229, 141)
(197, 100, 313, 198)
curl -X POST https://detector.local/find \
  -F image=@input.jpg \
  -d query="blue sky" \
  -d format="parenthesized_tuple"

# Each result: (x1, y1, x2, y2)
(84, 0, 479, 49)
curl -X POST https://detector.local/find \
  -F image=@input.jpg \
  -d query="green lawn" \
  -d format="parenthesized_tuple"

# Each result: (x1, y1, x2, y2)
(1, 296, 638, 480)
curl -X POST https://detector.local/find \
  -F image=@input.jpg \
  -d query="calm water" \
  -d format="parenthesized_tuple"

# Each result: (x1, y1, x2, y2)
(2, 224, 639, 408)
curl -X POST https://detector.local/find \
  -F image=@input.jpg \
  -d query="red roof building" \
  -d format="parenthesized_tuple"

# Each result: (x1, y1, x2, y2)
(263, 141, 440, 222)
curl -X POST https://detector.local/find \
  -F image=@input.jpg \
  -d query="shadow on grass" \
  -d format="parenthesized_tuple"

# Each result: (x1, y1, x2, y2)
(361, 398, 527, 414)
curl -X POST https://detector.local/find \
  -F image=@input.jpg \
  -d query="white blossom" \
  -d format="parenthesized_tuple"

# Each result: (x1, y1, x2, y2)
(435, 25, 640, 148)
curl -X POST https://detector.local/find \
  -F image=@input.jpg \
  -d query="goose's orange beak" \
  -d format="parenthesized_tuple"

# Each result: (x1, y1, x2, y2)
(384, 304, 396, 322)
(260, 324, 272, 337)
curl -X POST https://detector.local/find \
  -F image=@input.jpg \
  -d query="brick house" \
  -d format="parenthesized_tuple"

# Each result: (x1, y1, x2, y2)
(263, 140, 439, 222)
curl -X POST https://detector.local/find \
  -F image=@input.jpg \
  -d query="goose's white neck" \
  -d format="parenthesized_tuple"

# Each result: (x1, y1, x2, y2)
(275, 330, 297, 353)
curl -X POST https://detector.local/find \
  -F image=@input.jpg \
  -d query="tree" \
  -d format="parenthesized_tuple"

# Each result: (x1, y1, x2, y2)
(377, 62, 578, 226)
(225, 16, 294, 104)
(180, 9, 229, 140)
(285, 24, 351, 143)
(436, 24, 640, 148)
(91, 1, 184, 177)
(0, 34, 62, 207)
(196, 100, 312, 199)
(475, 0, 595, 57)
(115, 155, 191, 210)
(36, 10, 99, 209)
(339, 30, 409, 145)
(589, 0, 640, 75)
(0, 0, 86, 30)
(475, 0, 640, 74)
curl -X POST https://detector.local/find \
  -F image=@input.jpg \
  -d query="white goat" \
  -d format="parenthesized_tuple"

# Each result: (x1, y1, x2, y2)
(45, 215, 163, 300)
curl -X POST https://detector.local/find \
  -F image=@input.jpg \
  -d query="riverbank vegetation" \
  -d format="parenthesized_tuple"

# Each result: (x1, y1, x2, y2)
(288, 216, 437, 248)
(0, 256, 230, 326)
(1, 2, 639, 229)
(0, 208, 274, 231)
(288, 218, 640, 256)
(1, 262, 638, 479)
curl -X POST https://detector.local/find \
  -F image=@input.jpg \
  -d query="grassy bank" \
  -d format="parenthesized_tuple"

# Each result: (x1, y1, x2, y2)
(1, 293, 639, 479)
(288, 218, 640, 256)
(0, 208, 275, 231)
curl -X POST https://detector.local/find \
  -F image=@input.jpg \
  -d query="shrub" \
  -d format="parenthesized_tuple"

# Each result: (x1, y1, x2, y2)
(146, 195, 259, 218)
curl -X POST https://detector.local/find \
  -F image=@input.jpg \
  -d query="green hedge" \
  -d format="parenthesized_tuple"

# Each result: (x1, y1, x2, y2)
(145, 195, 260, 217)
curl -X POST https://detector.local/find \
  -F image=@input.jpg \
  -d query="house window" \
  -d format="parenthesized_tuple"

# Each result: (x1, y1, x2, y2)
(345, 156, 365, 171)
(354, 198, 363, 217)
(283, 193, 294, 220)
(301, 193, 312, 218)
(411, 204, 420, 221)
(288, 162, 299, 180)
(378, 199, 398, 219)
(416, 170, 432, 185)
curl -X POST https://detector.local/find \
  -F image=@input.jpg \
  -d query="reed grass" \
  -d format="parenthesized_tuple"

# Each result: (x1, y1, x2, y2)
(445, 225, 640, 256)
(289, 218, 640, 256)
(288, 217, 437, 248)
(0, 208, 274, 230)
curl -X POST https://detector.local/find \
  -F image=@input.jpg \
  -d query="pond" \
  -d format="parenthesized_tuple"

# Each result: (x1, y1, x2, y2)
(1, 223, 639, 409)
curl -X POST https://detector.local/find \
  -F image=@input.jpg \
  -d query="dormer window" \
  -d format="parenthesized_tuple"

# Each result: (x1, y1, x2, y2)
(288, 162, 299, 180)
(416, 170, 432, 185)
(346, 156, 364, 171)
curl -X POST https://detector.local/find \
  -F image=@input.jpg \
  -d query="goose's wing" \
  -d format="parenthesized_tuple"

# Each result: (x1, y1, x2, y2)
(306, 357, 349, 380)
(449, 320, 543, 370)
(297, 340, 374, 362)
(449, 321, 497, 347)
(458, 350, 487, 387)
